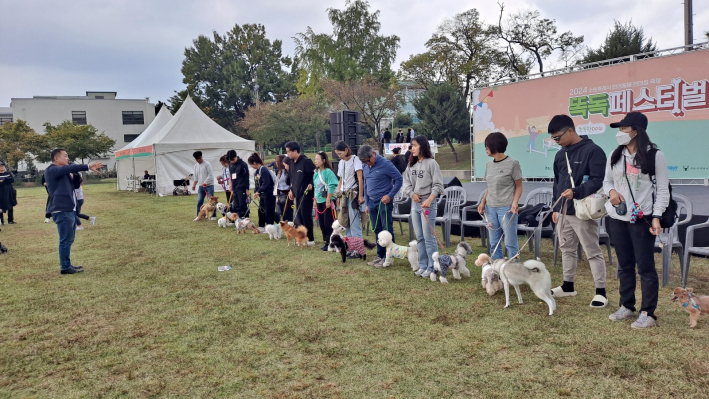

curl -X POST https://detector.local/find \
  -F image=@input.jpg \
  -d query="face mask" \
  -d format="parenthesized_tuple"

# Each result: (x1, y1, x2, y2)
(616, 131, 632, 146)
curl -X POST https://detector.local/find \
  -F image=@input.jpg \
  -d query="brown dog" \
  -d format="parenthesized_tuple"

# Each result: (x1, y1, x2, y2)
(672, 287, 709, 328)
(195, 196, 219, 221)
(240, 218, 260, 234)
(279, 220, 308, 248)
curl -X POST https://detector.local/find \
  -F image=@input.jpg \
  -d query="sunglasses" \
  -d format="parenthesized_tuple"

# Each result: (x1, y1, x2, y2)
(551, 128, 570, 142)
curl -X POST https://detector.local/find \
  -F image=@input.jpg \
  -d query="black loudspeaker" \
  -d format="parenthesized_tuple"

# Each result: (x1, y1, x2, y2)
(330, 111, 362, 161)
(442, 176, 462, 188)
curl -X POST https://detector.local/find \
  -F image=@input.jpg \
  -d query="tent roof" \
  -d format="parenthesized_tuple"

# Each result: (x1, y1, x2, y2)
(117, 106, 173, 152)
(149, 96, 252, 146)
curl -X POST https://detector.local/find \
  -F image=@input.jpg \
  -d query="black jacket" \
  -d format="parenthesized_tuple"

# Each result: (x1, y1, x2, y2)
(391, 155, 406, 174)
(45, 164, 89, 213)
(255, 165, 274, 196)
(0, 171, 17, 210)
(229, 158, 250, 191)
(289, 154, 315, 200)
(552, 137, 607, 214)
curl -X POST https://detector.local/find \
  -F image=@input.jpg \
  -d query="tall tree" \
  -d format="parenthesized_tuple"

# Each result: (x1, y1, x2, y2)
(239, 97, 328, 154)
(497, 3, 584, 76)
(169, 23, 296, 131)
(393, 113, 413, 128)
(36, 121, 115, 164)
(581, 21, 658, 64)
(413, 83, 469, 162)
(0, 120, 43, 170)
(322, 76, 403, 152)
(294, 0, 400, 94)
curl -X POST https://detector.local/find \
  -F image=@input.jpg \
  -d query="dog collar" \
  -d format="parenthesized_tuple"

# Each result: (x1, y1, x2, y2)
(684, 292, 701, 310)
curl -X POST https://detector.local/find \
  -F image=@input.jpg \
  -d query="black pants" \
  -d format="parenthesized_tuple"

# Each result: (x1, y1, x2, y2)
(257, 193, 276, 227)
(295, 195, 315, 241)
(317, 202, 335, 245)
(45, 189, 51, 218)
(75, 199, 90, 226)
(607, 217, 659, 317)
(276, 190, 294, 223)
(231, 189, 248, 218)
(0, 208, 12, 223)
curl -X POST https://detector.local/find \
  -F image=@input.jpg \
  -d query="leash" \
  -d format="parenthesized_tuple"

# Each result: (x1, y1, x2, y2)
(420, 207, 448, 255)
(509, 195, 565, 261)
(369, 201, 390, 233)
(685, 291, 701, 310)
(291, 188, 310, 221)
(315, 201, 337, 221)
(488, 211, 515, 258)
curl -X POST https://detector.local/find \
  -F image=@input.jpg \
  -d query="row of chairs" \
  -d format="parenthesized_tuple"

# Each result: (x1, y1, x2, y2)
(379, 186, 708, 288)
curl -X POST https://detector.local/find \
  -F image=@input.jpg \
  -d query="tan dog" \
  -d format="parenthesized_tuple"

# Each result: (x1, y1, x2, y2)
(279, 220, 308, 248)
(240, 218, 260, 234)
(672, 287, 709, 328)
(195, 196, 219, 221)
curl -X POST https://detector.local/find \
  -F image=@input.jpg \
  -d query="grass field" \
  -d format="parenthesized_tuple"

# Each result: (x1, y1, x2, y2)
(2, 183, 708, 398)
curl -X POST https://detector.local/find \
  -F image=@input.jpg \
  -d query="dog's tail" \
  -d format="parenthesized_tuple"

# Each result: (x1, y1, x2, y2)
(475, 253, 492, 267)
(296, 225, 308, 234)
(457, 241, 473, 255)
(409, 241, 417, 248)
(523, 259, 548, 273)
(362, 239, 376, 250)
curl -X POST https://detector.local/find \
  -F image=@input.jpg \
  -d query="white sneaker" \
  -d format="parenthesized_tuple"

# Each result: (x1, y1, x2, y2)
(631, 311, 657, 329)
(420, 270, 432, 278)
(307, 241, 316, 246)
(44, 218, 50, 223)
(76, 226, 84, 231)
(90, 216, 96, 226)
(414, 268, 425, 276)
(193, 217, 199, 222)
(609, 306, 634, 321)
(210, 217, 217, 221)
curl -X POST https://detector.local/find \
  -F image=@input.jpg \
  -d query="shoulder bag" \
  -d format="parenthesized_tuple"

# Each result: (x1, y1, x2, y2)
(565, 152, 607, 220)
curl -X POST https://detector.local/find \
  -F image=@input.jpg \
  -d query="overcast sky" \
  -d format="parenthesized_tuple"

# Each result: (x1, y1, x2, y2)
(1, 0, 707, 107)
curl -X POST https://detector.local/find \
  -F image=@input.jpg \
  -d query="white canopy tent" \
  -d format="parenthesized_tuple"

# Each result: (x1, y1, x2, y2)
(119, 96, 255, 196)
(115, 106, 173, 190)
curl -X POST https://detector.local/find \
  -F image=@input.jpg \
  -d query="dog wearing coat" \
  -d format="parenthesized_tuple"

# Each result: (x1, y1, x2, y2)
(672, 287, 709, 328)
(340, 236, 376, 262)
(475, 253, 556, 316)
(377, 231, 419, 270)
(431, 242, 472, 283)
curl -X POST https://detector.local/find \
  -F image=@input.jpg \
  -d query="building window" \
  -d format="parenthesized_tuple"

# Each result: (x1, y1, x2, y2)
(72, 111, 87, 125)
(0, 117, 12, 126)
(95, 96, 104, 99)
(124, 134, 140, 142)
(122, 111, 144, 125)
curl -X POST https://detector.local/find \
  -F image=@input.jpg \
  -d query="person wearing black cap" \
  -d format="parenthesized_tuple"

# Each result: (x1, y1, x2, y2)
(604, 111, 669, 329)
(227, 150, 250, 218)
(548, 114, 608, 308)
(0, 162, 17, 225)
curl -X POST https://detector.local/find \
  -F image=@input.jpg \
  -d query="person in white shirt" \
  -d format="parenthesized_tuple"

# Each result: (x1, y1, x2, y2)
(604, 112, 669, 329)
(192, 151, 216, 220)
(73, 173, 96, 230)
(334, 141, 365, 253)
(216, 155, 232, 204)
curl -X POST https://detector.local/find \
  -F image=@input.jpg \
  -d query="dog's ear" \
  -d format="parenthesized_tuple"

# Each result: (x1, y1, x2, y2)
(688, 288, 694, 293)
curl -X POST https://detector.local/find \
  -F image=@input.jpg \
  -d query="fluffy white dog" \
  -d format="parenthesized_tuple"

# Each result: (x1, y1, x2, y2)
(328, 220, 346, 252)
(475, 253, 556, 316)
(377, 230, 419, 270)
(216, 202, 228, 217)
(431, 242, 473, 283)
(265, 224, 283, 240)
(217, 217, 234, 228)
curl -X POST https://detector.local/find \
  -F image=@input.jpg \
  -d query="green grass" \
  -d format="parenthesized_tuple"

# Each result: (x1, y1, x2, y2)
(2, 183, 709, 397)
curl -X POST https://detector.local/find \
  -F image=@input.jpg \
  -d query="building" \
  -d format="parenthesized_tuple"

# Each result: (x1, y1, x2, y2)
(0, 107, 12, 126)
(9, 91, 156, 168)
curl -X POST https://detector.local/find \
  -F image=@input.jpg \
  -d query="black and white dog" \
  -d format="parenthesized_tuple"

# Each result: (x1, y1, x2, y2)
(0, 242, 8, 254)
(330, 234, 348, 263)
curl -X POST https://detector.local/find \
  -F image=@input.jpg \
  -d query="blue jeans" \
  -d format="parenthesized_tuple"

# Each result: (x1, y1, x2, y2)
(196, 185, 216, 217)
(410, 199, 438, 272)
(52, 211, 76, 270)
(369, 202, 394, 259)
(344, 197, 363, 238)
(485, 205, 519, 260)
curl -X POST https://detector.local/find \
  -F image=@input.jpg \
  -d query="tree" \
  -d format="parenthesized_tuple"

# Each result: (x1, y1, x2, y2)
(413, 83, 469, 162)
(239, 97, 328, 154)
(294, 0, 400, 94)
(497, 3, 584, 76)
(0, 120, 43, 170)
(155, 101, 166, 114)
(393, 113, 413, 128)
(581, 21, 657, 64)
(322, 76, 403, 152)
(169, 23, 296, 131)
(36, 121, 115, 164)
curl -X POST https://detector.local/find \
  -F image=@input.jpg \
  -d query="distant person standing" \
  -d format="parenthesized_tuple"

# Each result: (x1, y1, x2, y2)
(192, 151, 216, 221)
(334, 141, 365, 255)
(390, 147, 406, 174)
(405, 128, 412, 143)
(404, 145, 412, 164)
(395, 129, 404, 143)
(276, 155, 293, 222)
(382, 129, 392, 144)
(73, 172, 96, 231)
(0, 162, 17, 225)
(228, 150, 250, 218)
(217, 155, 232, 204)
(44, 149, 103, 274)
(286, 141, 316, 246)
(409, 127, 416, 142)
(249, 152, 276, 228)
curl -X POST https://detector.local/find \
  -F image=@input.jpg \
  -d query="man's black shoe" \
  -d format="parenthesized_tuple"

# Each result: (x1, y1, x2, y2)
(8, 221, 16, 225)
(60, 267, 84, 275)
(320, 244, 329, 252)
(72, 265, 84, 270)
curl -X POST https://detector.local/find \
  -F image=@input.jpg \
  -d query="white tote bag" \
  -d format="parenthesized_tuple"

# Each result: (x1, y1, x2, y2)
(565, 152, 607, 221)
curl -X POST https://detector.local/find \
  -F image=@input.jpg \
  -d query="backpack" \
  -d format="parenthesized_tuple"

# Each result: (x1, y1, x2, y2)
(647, 148, 677, 228)
(518, 203, 551, 227)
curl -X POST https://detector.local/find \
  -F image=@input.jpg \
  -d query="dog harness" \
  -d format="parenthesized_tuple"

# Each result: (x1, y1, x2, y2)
(344, 237, 367, 256)
(385, 243, 408, 265)
(683, 292, 701, 311)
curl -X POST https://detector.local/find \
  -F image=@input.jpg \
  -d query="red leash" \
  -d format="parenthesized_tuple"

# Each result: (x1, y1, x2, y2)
(420, 208, 448, 255)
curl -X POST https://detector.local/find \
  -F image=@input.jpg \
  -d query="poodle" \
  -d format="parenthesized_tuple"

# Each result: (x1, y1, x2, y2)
(431, 242, 473, 283)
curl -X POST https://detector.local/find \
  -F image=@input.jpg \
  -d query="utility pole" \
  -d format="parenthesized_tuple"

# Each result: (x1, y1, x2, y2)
(684, 0, 693, 47)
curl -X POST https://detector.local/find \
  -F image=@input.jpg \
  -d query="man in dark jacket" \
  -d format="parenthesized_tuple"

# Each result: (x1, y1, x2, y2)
(44, 149, 103, 274)
(0, 162, 17, 225)
(286, 141, 316, 245)
(227, 150, 250, 218)
(390, 148, 406, 174)
(549, 115, 608, 308)
(382, 129, 392, 144)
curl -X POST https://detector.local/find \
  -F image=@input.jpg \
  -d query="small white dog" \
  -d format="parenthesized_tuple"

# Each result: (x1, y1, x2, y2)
(377, 231, 419, 270)
(216, 202, 228, 217)
(217, 217, 234, 228)
(265, 224, 283, 240)
(475, 253, 556, 316)
(431, 242, 473, 283)
(328, 220, 346, 252)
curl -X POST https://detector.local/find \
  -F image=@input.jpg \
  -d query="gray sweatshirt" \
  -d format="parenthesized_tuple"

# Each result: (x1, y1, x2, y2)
(401, 158, 445, 199)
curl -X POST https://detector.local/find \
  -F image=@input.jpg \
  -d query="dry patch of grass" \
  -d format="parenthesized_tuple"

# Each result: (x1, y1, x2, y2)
(1, 183, 708, 397)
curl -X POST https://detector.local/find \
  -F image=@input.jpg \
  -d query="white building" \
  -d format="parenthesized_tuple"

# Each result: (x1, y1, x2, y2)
(10, 91, 156, 168)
